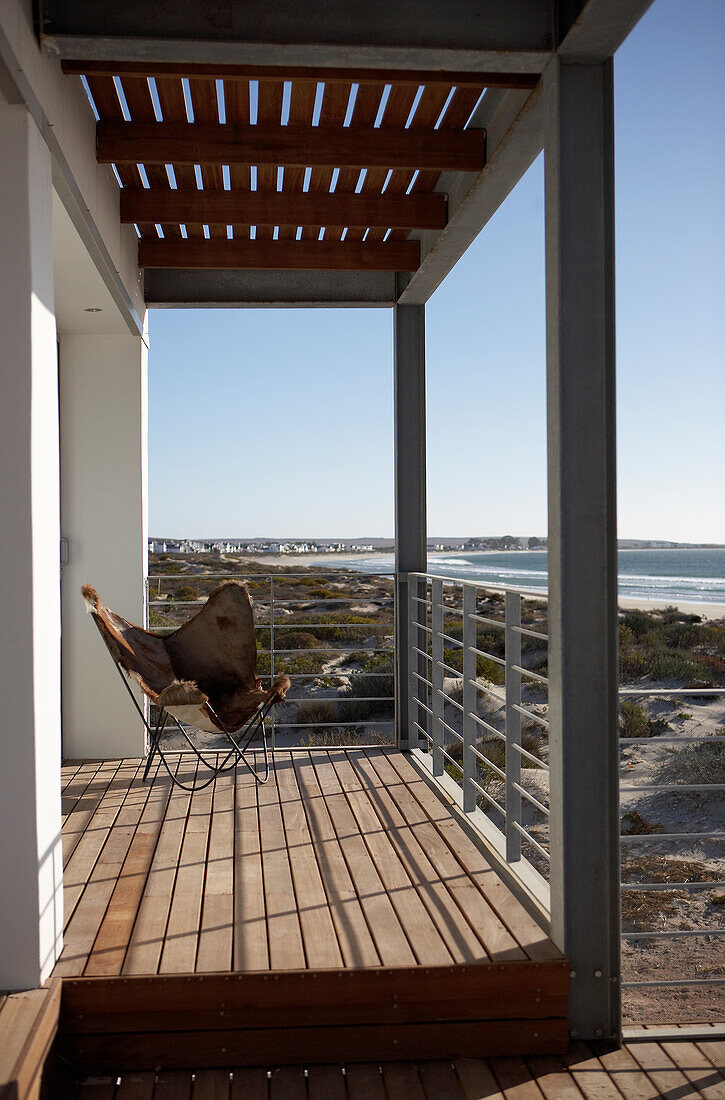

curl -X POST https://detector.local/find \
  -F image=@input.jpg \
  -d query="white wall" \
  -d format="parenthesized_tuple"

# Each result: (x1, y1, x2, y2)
(59, 336, 149, 759)
(0, 100, 63, 990)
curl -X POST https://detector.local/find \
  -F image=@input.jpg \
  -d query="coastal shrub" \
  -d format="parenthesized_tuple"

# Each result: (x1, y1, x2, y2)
(174, 585, 199, 602)
(302, 727, 393, 747)
(443, 646, 505, 685)
(275, 653, 328, 676)
(295, 700, 336, 727)
(621, 811, 663, 836)
(276, 631, 324, 651)
(654, 735, 725, 786)
(344, 670, 395, 706)
(619, 700, 668, 738)
(619, 648, 714, 686)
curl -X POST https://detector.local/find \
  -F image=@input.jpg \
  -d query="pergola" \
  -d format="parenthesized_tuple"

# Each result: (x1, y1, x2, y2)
(1, 0, 653, 1045)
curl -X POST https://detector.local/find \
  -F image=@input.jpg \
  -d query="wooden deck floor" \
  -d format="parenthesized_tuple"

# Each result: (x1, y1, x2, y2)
(58, 748, 560, 978)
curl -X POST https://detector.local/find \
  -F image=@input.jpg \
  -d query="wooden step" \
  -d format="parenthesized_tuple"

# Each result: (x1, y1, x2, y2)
(57, 961, 569, 1070)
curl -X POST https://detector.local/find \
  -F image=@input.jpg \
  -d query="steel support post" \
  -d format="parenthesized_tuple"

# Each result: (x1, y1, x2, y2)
(394, 303, 427, 750)
(544, 58, 620, 1042)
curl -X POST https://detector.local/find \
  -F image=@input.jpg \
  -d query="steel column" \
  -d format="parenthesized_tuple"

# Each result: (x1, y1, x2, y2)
(394, 303, 427, 749)
(544, 58, 620, 1041)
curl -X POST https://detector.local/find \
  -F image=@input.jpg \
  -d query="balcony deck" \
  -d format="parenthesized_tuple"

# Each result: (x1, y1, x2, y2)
(50, 747, 568, 1070)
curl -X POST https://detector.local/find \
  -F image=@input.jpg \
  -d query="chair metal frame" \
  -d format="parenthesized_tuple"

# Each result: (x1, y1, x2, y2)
(113, 656, 274, 791)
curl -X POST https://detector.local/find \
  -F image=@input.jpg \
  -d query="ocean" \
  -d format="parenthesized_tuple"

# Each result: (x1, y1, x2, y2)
(338, 548, 725, 606)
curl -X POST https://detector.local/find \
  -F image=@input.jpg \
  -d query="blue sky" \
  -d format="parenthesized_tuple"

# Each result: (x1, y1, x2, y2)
(148, 0, 725, 543)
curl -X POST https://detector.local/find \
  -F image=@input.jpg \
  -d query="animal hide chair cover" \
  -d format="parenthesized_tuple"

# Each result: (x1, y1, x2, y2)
(81, 581, 290, 734)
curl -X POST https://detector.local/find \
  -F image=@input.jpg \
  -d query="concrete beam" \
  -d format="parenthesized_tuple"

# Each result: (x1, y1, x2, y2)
(399, 85, 544, 305)
(37, 0, 553, 73)
(544, 58, 620, 1042)
(557, 0, 656, 60)
(144, 269, 398, 308)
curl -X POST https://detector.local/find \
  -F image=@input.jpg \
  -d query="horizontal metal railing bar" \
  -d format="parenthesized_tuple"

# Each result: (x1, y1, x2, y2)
(413, 721, 433, 742)
(468, 776, 506, 816)
(436, 715, 463, 741)
(619, 687, 725, 696)
(469, 613, 506, 629)
(622, 930, 725, 939)
(406, 571, 548, 600)
(439, 744, 463, 771)
(411, 621, 433, 634)
(620, 881, 725, 891)
(469, 713, 506, 741)
(275, 720, 392, 728)
(512, 782, 550, 817)
(470, 646, 505, 666)
(509, 742, 550, 771)
(470, 678, 506, 704)
(411, 696, 434, 717)
(620, 831, 725, 842)
(274, 646, 393, 654)
(441, 690, 464, 714)
(621, 784, 725, 793)
(469, 744, 506, 780)
(281, 696, 393, 704)
(284, 672, 393, 679)
(412, 673, 433, 692)
(511, 820, 551, 861)
(150, 598, 395, 608)
(512, 702, 550, 729)
(512, 664, 548, 685)
(620, 736, 725, 745)
(411, 595, 433, 607)
(622, 978, 725, 988)
(437, 660, 464, 679)
(412, 647, 434, 663)
(512, 624, 548, 641)
(265, 623, 392, 630)
(440, 633, 464, 648)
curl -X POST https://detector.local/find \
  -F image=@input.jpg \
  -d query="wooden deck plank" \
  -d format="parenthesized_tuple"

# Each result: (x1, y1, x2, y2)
(84, 760, 172, 975)
(524, 1056, 587, 1099)
(274, 753, 344, 969)
(331, 750, 455, 966)
(417, 1060, 469, 1099)
(344, 1063, 387, 1100)
(197, 766, 236, 973)
(385, 749, 560, 961)
(292, 753, 381, 968)
(365, 749, 526, 962)
(55, 762, 151, 977)
(257, 758, 306, 970)
(159, 757, 215, 973)
(233, 758, 269, 971)
(230, 1066, 269, 1100)
(192, 1068, 233, 1099)
(310, 752, 416, 966)
(594, 1044, 663, 1100)
(626, 1041, 710, 1099)
(490, 1056, 548, 1098)
(61, 759, 126, 868)
(122, 756, 195, 975)
(378, 1062, 427, 1099)
(114, 1070, 158, 1098)
(269, 1066, 307, 1100)
(662, 1041, 725, 1098)
(454, 1058, 507, 1100)
(351, 749, 494, 964)
(565, 1044, 632, 1099)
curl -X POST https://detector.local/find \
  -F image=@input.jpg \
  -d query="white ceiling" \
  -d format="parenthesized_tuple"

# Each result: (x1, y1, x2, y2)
(52, 190, 132, 336)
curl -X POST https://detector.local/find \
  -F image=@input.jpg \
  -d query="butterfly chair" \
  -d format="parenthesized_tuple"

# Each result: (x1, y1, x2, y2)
(81, 581, 290, 791)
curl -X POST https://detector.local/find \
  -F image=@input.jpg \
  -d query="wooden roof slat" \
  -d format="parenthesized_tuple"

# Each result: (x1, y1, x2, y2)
(223, 79, 251, 239)
(154, 77, 202, 238)
(137, 238, 420, 272)
(304, 81, 351, 242)
(85, 75, 142, 193)
(278, 80, 316, 241)
(187, 78, 226, 239)
(255, 80, 285, 241)
(63, 60, 539, 90)
(120, 75, 178, 239)
(98, 120, 485, 172)
(120, 190, 446, 230)
(342, 83, 386, 243)
(364, 83, 421, 243)
(410, 85, 487, 207)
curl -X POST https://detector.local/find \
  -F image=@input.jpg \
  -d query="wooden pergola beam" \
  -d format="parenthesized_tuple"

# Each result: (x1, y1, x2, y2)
(138, 238, 420, 271)
(120, 190, 446, 230)
(63, 60, 539, 89)
(97, 121, 485, 172)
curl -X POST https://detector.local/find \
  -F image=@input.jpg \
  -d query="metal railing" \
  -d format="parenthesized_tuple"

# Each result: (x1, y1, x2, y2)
(406, 570, 725, 1024)
(146, 569, 396, 748)
(405, 571, 552, 913)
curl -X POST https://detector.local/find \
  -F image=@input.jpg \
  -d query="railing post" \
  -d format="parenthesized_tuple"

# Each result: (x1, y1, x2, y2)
(462, 585, 477, 812)
(394, 302, 427, 750)
(545, 57, 620, 1041)
(431, 579, 444, 776)
(505, 591, 523, 862)
(269, 575, 276, 752)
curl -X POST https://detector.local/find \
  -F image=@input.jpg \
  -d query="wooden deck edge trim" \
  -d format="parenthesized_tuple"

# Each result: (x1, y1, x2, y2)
(60, 961, 569, 1032)
(403, 747, 553, 929)
(57, 1017, 570, 1071)
(0, 981, 61, 1100)
(623, 1024, 725, 1042)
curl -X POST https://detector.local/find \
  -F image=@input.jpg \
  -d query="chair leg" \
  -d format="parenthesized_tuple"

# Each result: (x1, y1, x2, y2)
(143, 710, 167, 782)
